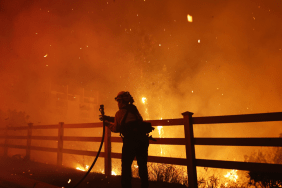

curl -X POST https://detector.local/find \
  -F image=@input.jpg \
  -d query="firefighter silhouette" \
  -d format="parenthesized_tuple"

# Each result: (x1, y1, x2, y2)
(100, 91, 150, 188)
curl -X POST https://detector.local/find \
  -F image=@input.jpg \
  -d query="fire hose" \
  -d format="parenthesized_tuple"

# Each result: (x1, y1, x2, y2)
(73, 104, 106, 188)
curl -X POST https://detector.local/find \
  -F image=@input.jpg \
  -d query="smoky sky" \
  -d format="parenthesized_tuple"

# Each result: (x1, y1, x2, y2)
(0, 0, 282, 124)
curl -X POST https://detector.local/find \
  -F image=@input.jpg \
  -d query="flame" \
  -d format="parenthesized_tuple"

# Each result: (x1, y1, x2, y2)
(157, 126, 163, 136)
(224, 169, 238, 182)
(99, 169, 120, 175)
(141, 97, 149, 120)
(76, 165, 89, 171)
(111, 168, 120, 176)
(76, 167, 84, 171)
(157, 126, 165, 155)
(111, 171, 117, 176)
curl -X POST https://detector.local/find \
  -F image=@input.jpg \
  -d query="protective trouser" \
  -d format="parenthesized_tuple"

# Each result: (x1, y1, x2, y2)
(121, 136, 149, 188)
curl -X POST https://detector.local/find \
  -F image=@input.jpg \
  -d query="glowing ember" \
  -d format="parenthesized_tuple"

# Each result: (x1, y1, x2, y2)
(68, 179, 71, 183)
(187, 14, 193, 22)
(44, 54, 48, 57)
(224, 169, 238, 182)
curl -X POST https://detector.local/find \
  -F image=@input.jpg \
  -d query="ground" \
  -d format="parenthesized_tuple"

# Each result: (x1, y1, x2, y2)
(0, 156, 187, 188)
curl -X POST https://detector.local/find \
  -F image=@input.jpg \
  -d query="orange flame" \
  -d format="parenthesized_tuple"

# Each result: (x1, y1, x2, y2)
(224, 169, 238, 182)
(76, 165, 89, 171)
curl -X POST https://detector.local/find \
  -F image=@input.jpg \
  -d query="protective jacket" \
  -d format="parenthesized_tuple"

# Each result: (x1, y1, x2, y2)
(107, 104, 143, 134)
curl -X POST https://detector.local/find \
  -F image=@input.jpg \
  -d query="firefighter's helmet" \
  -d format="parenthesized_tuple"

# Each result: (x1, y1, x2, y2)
(115, 91, 134, 104)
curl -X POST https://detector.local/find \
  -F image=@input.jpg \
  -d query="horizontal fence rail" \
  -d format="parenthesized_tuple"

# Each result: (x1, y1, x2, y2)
(195, 137, 282, 147)
(193, 112, 282, 124)
(146, 118, 183, 126)
(1, 111, 282, 188)
(196, 159, 282, 173)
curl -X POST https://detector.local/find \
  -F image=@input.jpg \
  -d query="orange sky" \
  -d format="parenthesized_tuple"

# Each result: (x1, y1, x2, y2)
(0, 0, 282, 123)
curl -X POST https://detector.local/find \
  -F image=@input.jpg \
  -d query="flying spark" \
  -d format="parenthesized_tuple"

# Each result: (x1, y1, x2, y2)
(187, 14, 193, 22)
(142, 97, 147, 104)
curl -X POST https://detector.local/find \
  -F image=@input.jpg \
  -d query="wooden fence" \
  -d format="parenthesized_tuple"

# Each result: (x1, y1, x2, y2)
(1, 111, 282, 188)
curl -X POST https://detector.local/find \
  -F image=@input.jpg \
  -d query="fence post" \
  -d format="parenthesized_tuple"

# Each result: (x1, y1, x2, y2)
(182, 111, 198, 188)
(26, 123, 33, 160)
(104, 126, 111, 177)
(57, 122, 64, 166)
(3, 127, 8, 157)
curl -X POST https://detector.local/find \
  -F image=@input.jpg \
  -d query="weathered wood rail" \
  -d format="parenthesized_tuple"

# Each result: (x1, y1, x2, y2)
(1, 111, 282, 188)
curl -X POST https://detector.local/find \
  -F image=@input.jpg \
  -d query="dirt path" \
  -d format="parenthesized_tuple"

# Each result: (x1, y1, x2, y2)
(0, 180, 26, 188)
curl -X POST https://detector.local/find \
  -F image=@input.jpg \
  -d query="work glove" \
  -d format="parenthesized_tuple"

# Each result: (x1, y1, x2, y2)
(148, 135, 157, 142)
(99, 115, 115, 123)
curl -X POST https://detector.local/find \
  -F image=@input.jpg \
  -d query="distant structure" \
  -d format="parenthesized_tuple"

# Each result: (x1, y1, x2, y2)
(49, 84, 99, 123)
